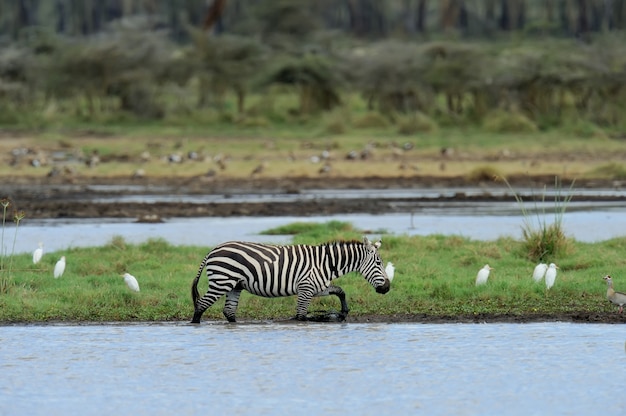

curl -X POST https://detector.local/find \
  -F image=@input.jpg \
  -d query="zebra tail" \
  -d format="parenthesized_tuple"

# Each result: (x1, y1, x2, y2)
(191, 256, 208, 306)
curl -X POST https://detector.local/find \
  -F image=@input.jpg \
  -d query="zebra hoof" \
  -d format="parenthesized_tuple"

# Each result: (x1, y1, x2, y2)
(307, 311, 346, 322)
(191, 311, 203, 323)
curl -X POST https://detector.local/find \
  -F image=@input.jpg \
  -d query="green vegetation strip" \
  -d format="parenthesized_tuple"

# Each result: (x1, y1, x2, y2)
(1, 222, 624, 323)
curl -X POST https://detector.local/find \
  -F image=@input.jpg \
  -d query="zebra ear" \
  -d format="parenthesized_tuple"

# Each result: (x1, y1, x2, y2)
(363, 236, 371, 246)
(374, 240, 382, 249)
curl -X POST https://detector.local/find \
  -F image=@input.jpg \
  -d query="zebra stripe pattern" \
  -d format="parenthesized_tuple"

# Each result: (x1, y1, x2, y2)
(191, 236, 391, 323)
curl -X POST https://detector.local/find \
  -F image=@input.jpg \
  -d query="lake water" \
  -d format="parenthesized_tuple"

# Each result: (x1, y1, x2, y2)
(1, 322, 625, 416)
(7, 208, 626, 256)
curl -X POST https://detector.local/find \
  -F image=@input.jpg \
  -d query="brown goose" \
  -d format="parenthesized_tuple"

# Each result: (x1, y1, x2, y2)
(603, 275, 626, 313)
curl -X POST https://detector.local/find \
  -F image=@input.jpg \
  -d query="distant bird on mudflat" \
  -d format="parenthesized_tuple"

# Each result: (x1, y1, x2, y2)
(545, 263, 559, 289)
(475, 264, 493, 286)
(122, 273, 140, 293)
(33, 242, 44, 264)
(251, 162, 267, 177)
(318, 164, 332, 175)
(54, 256, 66, 278)
(532, 263, 547, 282)
(603, 275, 626, 313)
(385, 262, 395, 282)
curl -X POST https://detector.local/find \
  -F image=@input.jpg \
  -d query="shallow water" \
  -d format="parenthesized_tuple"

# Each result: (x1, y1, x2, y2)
(1, 322, 624, 415)
(7, 208, 626, 255)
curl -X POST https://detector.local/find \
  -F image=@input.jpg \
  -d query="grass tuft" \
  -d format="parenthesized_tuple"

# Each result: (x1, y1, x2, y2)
(587, 162, 626, 180)
(466, 165, 503, 182)
(498, 176, 574, 262)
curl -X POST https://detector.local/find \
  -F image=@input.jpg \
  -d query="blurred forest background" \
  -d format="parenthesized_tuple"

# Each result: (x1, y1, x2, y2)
(1, 0, 625, 135)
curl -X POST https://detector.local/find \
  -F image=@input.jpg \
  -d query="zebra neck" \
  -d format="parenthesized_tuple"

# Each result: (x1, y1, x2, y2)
(322, 243, 366, 278)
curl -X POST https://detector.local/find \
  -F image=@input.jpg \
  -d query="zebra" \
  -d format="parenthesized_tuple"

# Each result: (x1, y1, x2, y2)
(191, 236, 391, 323)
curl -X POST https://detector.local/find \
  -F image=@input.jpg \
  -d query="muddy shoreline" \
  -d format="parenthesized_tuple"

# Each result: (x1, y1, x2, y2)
(3, 312, 623, 324)
(5, 174, 625, 219)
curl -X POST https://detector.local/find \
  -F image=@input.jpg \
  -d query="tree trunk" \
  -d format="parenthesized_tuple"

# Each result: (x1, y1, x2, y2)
(203, 0, 227, 32)
(416, 0, 428, 33)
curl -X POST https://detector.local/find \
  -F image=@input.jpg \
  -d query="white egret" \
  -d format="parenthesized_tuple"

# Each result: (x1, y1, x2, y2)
(475, 264, 493, 286)
(385, 262, 395, 282)
(122, 273, 140, 292)
(603, 275, 626, 314)
(532, 263, 547, 282)
(53, 256, 66, 278)
(32, 242, 44, 264)
(545, 263, 559, 289)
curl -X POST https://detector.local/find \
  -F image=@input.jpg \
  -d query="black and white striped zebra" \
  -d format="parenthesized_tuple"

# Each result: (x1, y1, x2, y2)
(191, 237, 391, 323)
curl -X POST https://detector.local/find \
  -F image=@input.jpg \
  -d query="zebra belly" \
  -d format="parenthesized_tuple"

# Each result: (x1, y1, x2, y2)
(241, 279, 297, 298)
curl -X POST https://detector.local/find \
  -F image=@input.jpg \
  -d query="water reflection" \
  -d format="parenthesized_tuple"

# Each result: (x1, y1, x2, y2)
(1, 322, 624, 415)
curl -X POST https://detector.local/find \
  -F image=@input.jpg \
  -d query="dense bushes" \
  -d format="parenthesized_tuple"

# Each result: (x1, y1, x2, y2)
(1, 22, 625, 132)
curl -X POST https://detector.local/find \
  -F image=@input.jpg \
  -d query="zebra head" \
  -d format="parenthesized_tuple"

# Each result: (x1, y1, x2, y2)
(360, 236, 391, 294)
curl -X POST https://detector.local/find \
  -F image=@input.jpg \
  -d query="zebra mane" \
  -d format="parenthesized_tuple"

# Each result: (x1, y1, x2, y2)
(322, 239, 363, 248)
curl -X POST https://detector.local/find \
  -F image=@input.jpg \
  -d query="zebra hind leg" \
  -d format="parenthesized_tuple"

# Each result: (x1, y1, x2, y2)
(222, 289, 242, 323)
(191, 280, 236, 324)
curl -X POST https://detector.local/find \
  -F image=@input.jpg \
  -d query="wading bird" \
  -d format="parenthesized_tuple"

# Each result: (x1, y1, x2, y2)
(123, 273, 140, 292)
(545, 263, 559, 289)
(33, 242, 44, 264)
(475, 264, 493, 286)
(385, 262, 395, 282)
(53, 256, 66, 278)
(532, 263, 547, 282)
(603, 275, 626, 313)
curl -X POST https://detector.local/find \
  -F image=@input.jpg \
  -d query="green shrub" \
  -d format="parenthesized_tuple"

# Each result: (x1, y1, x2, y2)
(483, 110, 538, 133)
(396, 112, 438, 135)
(353, 111, 389, 129)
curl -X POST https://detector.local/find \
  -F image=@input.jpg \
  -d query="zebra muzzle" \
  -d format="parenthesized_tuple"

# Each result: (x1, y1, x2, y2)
(376, 279, 391, 294)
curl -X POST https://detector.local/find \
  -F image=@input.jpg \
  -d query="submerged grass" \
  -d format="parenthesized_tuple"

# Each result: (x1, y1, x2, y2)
(0, 222, 623, 323)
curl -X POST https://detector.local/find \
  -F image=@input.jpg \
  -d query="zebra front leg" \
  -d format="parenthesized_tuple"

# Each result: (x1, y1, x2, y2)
(295, 285, 349, 322)
(326, 285, 349, 320)
(222, 289, 242, 323)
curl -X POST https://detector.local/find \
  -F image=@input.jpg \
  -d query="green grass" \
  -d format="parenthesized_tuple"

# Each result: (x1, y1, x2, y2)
(0, 222, 624, 323)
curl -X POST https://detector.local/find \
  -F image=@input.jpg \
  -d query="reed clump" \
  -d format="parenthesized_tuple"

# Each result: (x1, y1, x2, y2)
(498, 176, 573, 263)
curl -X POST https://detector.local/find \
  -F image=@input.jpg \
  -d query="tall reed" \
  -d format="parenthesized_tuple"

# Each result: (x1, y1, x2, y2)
(0, 197, 26, 293)
(0, 198, 10, 293)
(498, 176, 574, 262)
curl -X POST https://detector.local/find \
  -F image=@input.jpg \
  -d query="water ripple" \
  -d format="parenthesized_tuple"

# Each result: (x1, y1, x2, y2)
(1, 322, 625, 415)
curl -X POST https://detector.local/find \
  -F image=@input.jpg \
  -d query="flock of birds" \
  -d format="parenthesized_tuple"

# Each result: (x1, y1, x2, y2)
(474, 262, 626, 314)
(32, 242, 140, 293)
(475, 263, 559, 289)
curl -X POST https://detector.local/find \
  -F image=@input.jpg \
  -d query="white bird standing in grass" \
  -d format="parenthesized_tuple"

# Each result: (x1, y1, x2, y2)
(32, 242, 44, 264)
(53, 256, 66, 278)
(532, 263, 547, 282)
(545, 263, 559, 289)
(603, 275, 626, 314)
(385, 262, 395, 282)
(475, 264, 493, 286)
(122, 273, 140, 292)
